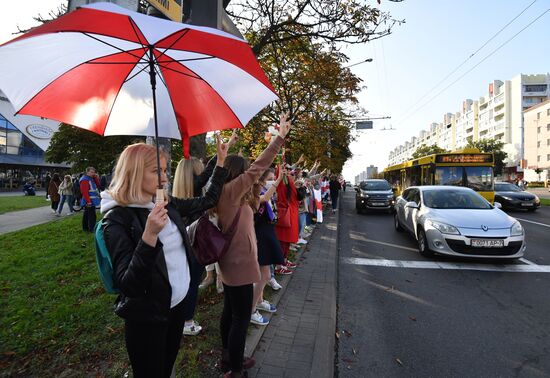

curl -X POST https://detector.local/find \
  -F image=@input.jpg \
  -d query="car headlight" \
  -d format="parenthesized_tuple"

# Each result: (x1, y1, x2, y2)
(361, 193, 369, 198)
(500, 196, 512, 201)
(428, 220, 460, 235)
(510, 221, 523, 236)
(387, 194, 394, 199)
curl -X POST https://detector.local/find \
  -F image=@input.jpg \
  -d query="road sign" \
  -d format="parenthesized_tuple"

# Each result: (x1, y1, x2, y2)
(356, 121, 373, 129)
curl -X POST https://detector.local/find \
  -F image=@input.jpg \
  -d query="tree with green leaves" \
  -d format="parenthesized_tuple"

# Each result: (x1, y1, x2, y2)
(412, 144, 448, 159)
(45, 124, 142, 174)
(466, 138, 508, 175)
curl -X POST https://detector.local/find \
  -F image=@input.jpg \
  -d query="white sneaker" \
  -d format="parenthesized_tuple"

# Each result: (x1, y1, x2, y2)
(250, 311, 269, 326)
(182, 320, 202, 336)
(256, 300, 277, 313)
(297, 238, 308, 244)
(268, 277, 282, 290)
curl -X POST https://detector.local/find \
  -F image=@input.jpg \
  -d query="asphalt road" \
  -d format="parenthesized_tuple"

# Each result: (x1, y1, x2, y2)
(336, 191, 550, 377)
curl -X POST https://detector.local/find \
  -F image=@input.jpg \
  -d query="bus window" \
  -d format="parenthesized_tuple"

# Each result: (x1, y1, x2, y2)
(465, 166, 493, 191)
(422, 166, 431, 185)
(434, 167, 463, 186)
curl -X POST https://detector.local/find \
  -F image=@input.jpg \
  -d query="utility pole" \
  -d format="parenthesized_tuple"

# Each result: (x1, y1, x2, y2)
(182, 0, 242, 159)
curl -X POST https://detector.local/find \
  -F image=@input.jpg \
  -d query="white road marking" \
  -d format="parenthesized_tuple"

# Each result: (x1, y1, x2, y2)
(519, 258, 538, 266)
(342, 257, 550, 273)
(515, 217, 550, 228)
(349, 233, 418, 252)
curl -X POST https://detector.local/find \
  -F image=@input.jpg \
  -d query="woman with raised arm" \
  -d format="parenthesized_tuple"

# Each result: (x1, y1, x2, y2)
(99, 136, 229, 378)
(216, 113, 291, 378)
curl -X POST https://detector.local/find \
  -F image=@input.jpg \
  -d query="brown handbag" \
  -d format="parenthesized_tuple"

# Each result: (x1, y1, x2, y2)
(190, 208, 242, 266)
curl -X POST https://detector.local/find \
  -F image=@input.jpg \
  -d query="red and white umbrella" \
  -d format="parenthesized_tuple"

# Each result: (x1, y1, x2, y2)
(0, 2, 278, 164)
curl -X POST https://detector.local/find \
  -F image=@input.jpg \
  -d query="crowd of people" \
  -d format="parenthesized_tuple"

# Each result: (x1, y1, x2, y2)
(44, 114, 344, 377)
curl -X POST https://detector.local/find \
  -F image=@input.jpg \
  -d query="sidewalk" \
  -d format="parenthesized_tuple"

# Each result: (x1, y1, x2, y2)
(245, 210, 339, 378)
(527, 187, 550, 199)
(0, 204, 68, 235)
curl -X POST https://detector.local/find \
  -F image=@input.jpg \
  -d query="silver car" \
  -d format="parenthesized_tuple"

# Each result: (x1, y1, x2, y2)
(394, 186, 525, 259)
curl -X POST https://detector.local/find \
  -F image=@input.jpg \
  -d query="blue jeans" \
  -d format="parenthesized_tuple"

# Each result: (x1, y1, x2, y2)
(299, 212, 307, 237)
(57, 194, 74, 214)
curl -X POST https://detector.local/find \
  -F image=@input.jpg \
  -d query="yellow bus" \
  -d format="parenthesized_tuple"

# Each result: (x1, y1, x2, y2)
(383, 148, 495, 203)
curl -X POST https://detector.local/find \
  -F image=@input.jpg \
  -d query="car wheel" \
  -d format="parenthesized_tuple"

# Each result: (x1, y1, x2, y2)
(394, 213, 404, 232)
(417, 229, 434, 257)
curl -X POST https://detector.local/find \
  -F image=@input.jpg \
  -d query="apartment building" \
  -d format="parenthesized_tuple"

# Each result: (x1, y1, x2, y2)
(524, 99, 550, 182)
(388, 73, 550, 176)
(354, 165, 379, 184)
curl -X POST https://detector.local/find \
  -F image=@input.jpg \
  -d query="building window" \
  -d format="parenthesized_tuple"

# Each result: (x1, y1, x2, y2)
(524, 84, 548, 92)
(538, 126, 541, 133)
(537, 141, 541, 148)
(537, 156, 541, 162)
(537, 112, 541, 119)
(547, 124, 550, 131)
(547, 109, 550, 116)
(548, 154, 550, 161)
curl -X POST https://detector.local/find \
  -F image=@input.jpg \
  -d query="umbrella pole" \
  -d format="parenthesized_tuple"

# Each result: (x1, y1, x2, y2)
(149, 46, 164, 202)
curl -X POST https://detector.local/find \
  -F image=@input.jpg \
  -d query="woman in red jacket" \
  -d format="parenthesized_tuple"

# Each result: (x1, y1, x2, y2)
(274, 169, 299, 273)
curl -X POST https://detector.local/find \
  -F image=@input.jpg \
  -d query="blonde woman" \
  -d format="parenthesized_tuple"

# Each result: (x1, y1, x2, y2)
(99, 138, 229, 378)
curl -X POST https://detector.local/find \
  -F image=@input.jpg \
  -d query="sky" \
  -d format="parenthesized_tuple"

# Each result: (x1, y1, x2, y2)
(341, 0, 550, 181)
(0, 0, 66, 45)
(1, 1, 549, 180)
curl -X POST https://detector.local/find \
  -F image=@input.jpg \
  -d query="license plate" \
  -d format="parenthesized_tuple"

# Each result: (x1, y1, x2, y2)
(521, 202, 533, 207)
(371, 202, 385, 206)
(471, 239, 504, 247)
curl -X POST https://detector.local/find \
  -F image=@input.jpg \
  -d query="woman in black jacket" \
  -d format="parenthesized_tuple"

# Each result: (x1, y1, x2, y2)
(100, 138, 229, 378)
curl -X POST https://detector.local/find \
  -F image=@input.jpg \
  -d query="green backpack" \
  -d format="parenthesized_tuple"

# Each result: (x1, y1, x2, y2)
(94, 208, 136, 294)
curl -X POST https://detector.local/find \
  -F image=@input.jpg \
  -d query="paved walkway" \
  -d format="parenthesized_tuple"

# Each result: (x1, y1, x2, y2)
(246, 210, 339, 378)
(527, 187, 550, 199)
(0, 205, 74, 235)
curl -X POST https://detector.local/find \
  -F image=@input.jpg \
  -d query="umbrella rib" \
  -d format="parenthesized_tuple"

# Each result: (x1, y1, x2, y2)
(154, 29, 191, 61)
(128, 17, 148, 49)
(155, 57, 215, 64)
(155, 63, 202, 80)
(82, 32, 148, 63)
(124, 63, 151, 83)
(153, 65, 168, 89)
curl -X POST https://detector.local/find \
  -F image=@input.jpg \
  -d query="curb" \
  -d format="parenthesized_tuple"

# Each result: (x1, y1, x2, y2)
(244, 234, 311, 358)
(245, 201, 341, 378)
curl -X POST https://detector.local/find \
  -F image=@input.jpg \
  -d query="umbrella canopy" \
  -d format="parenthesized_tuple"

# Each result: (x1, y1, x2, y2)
(0, 2, 278, 159)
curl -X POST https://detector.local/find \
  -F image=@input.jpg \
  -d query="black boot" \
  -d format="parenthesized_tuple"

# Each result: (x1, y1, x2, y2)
(220, 349, 255, 373)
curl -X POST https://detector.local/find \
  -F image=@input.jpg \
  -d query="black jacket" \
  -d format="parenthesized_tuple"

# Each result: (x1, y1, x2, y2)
(103, 166, 227, 323)
(183, 155, 217, 225)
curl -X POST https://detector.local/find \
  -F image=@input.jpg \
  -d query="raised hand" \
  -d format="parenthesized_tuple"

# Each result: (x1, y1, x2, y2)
(277, 112, 291, 139)
(228, 129, 239, 148)
(215, 133, 229, 167)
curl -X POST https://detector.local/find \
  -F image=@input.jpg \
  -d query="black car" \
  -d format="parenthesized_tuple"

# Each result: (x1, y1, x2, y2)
(355, 179, 395, 213)
(494, 182, 540, 211)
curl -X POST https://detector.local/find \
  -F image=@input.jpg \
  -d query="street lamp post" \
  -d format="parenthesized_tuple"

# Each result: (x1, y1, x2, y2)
(345, 58, 373, 69)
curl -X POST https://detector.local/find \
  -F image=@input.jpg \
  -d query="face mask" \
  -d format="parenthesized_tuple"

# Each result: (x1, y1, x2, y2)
(265, 180, 275, 189)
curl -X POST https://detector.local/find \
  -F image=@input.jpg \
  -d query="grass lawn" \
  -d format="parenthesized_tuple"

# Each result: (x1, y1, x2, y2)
(540, 198, 550, 206)
(0, 196, 50, 214)
(0, 214, 241, 377)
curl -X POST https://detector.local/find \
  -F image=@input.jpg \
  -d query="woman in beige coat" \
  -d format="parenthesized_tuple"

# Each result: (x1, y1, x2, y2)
(216, 113, 291, 377)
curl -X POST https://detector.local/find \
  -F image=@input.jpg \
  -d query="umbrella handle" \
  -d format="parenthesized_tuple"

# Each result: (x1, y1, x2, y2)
(156, 188, 165, 203)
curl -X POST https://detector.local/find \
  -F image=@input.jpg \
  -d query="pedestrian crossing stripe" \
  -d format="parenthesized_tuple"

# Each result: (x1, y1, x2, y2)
(342, 257, 550, 273)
